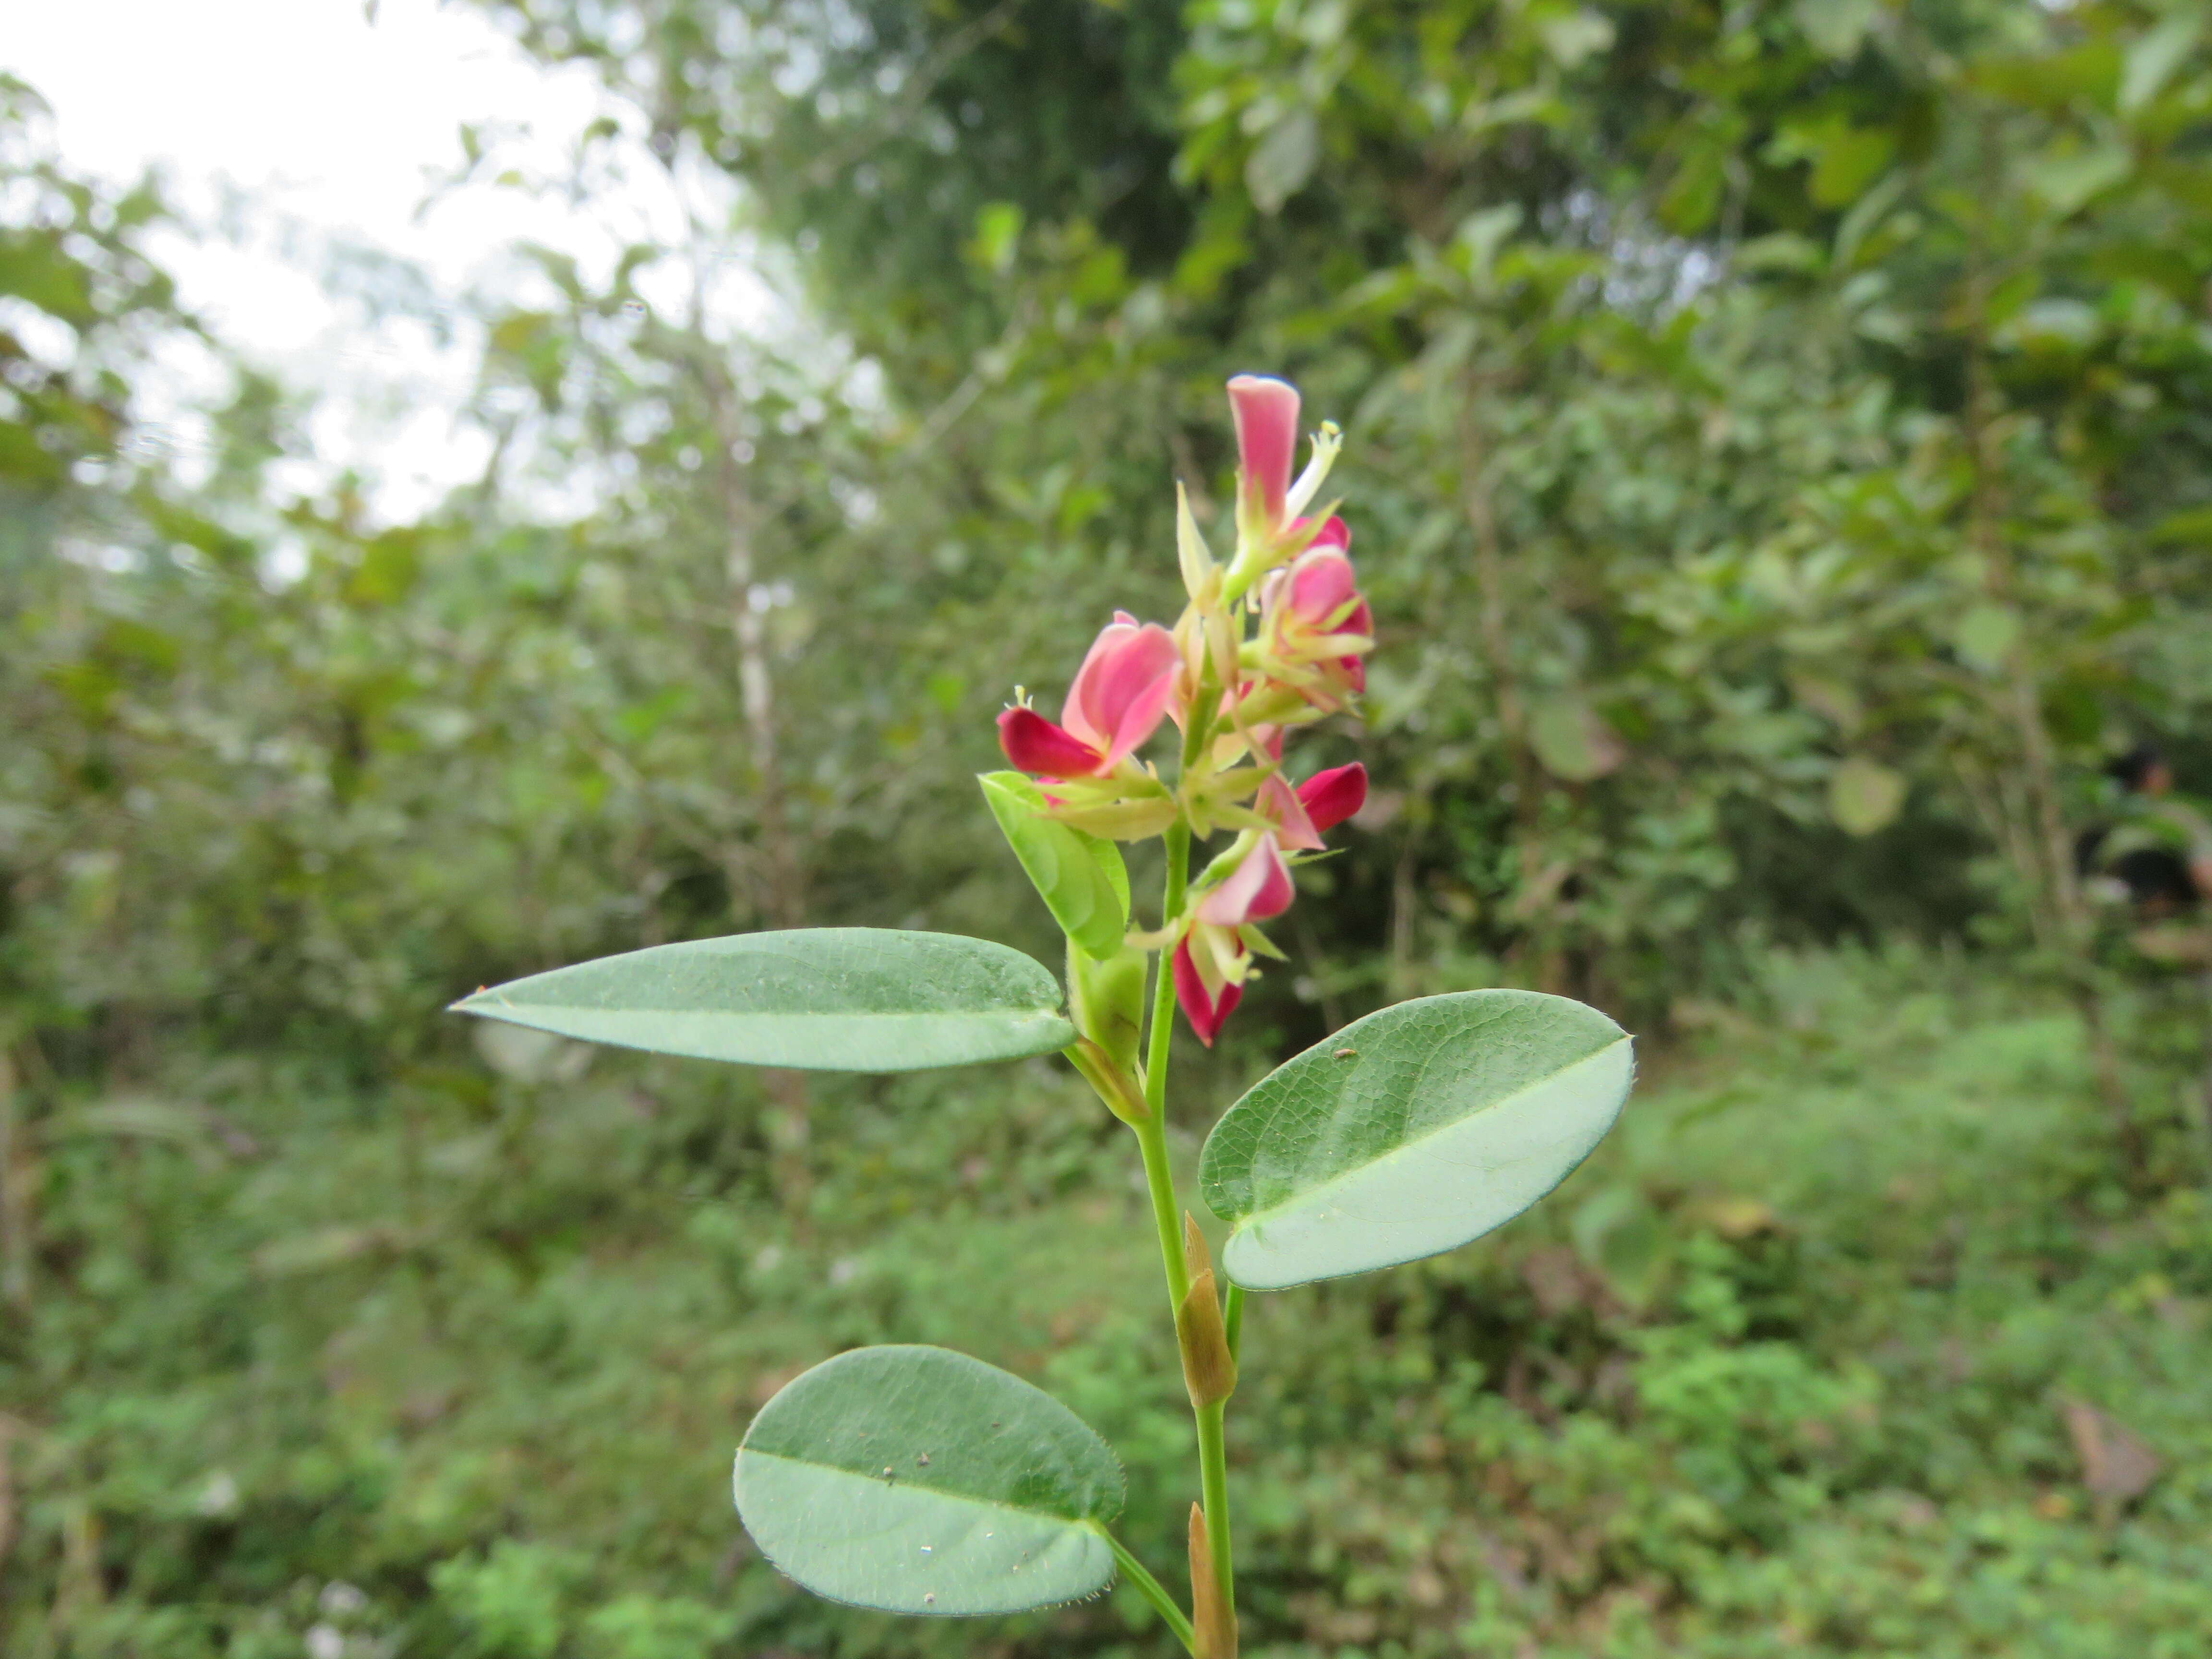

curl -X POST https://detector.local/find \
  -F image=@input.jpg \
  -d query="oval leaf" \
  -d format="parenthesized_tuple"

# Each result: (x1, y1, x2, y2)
(1200, 990, 1634, 1290)
(1829, 756, 1905, 837)
(1528, 696, 1626, 782)
(733, 1345, 1123, 1616)
(978, 772, 1130, 959)
(452, 929, 1074, 1072)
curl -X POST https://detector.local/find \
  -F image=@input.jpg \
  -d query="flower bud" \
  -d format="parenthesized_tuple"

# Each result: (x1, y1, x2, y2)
(1189, 1503, 1237, 1659)
(1228, 374, 1299, 534)
(1177, 481, 1217, 603)
(1069, 939, 1147, 1078)
(1254, 523, 1372, 711)
(1177, 1240, 1238, 1412)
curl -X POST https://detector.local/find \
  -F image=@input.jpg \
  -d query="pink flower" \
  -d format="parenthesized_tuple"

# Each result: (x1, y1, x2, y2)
(1257, 521, 1372, 709)
(1256, 773, 1323, 849)
(1064, 612, 1181, 768)
(997, 612, 1180, 778)
(1173, 940, 1241, 1047)
(1195, 835, 1295, 928)
(1229, 374, 1300, 533)
(1297, 763, 1368, 832)
(1174, 835, 1297, 1046)
(998, 707, 1110, 777)
(1259, 760, 1369, 848)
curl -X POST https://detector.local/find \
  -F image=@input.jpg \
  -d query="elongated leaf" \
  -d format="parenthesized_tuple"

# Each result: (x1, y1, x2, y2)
(733, 1345, 1123, 1616)
(1200, 991, 1633, 1289)
(978, 772, 1129, 959)
(452, 929, 1073, 1072)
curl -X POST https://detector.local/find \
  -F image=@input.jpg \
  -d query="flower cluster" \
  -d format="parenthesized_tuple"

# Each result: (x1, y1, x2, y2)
(996, 375, 1373, 1045)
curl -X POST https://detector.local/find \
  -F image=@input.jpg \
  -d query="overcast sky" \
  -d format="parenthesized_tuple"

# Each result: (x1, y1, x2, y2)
(4, 0, 757, 523)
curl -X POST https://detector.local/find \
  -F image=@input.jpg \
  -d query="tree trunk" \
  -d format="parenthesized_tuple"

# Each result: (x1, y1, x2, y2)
(1958, 115, 2135, 1175)
(0, 1047, 29, 1311)
(700, 346, 812, 1213)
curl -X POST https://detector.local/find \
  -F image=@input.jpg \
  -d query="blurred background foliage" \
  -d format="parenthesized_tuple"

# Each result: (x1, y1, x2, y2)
(5, 0, 2212, 1652)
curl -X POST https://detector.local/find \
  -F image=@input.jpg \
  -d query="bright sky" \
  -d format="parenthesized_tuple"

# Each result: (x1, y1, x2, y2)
(4, 0, 761, 525)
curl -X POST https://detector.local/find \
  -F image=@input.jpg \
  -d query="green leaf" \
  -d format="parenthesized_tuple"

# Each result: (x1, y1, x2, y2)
(970, 202, 1024, 276)
(1952, 602, 2020, 675)
(733, 1345, 1123, 1616)
(1795, 0, 1877, 60)
(1246, 110, 1318, 215)
(1200, 991, 1634, 1289)
(1068, 940, 1147, 1077)
(978, 773, 1130, 959)
(1829, 757, 1906, 837)
(2024, 144, 2132, 217)
(1528, 696, 1626, 781)
(2120, 12, 2202, 116)
(1538, 9, 1614, 68)
(452, 929, 1074, 1072)
(1810, 125, 1896, 208)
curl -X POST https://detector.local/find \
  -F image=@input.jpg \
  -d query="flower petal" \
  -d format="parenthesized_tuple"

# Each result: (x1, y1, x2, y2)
(1228, 374, 1300, 529)
(1195, 835, 1296, 927)
(1258, 773, 1324, 851)
(998, 707, 1106, 777)
(1296, 763, 1368, 833)
(1064, 618, 1181, 767)
(1301, 515, 1350, 553)
(1285, 548, 1358, 626)
(1174, 939, 1242, 1047)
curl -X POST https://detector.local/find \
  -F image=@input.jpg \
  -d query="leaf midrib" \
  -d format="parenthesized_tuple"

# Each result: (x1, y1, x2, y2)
(737, 1446, 1108, 1528)
(474, 1000, 1066, 1021)
(1227, 1034, 1632, 1230)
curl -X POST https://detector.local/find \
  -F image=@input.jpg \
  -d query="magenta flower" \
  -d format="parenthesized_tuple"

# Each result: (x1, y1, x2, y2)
(1297, 763, 1368, 832)
(1194, 835, 1295, 929)
(1174, 835, 1298, 1046)
(1173, 940, 1241, 1048)
(998, 611, 1180, 778)
(1260, 760, 1370, 848)
(985, 371, 1369, 1051)
(1229, 374, 1300, 533)
(1257, 520, 1373, 709)
(997, 707, 1113, 777)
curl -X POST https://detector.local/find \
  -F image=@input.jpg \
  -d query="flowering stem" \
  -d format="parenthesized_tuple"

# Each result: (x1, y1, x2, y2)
(1136, 815, 1194, 1314)
(1126, 682, 1239, 1638)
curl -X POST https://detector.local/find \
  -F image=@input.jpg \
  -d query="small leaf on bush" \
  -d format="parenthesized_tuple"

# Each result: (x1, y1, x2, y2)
(1246, 110, 1319, 214)
(733, 1345, 1124, 1616)
(1528, 696, 1626, 781)
(1829, 757, 1905, 837)
(978, 772, 1130, 959)
(1200, 990, 1633, 1289)
(453, 929, 1073, 1072)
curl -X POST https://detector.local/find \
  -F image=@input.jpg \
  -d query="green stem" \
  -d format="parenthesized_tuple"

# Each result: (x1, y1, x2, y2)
(1223, 1282, 1244, 1362)
(1102, 1528, 1197, 1655)
(1136, 817, 1194, 1315)
(1196, 1399, 1232, 1611)
(1125, 660, 1238, 1632)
